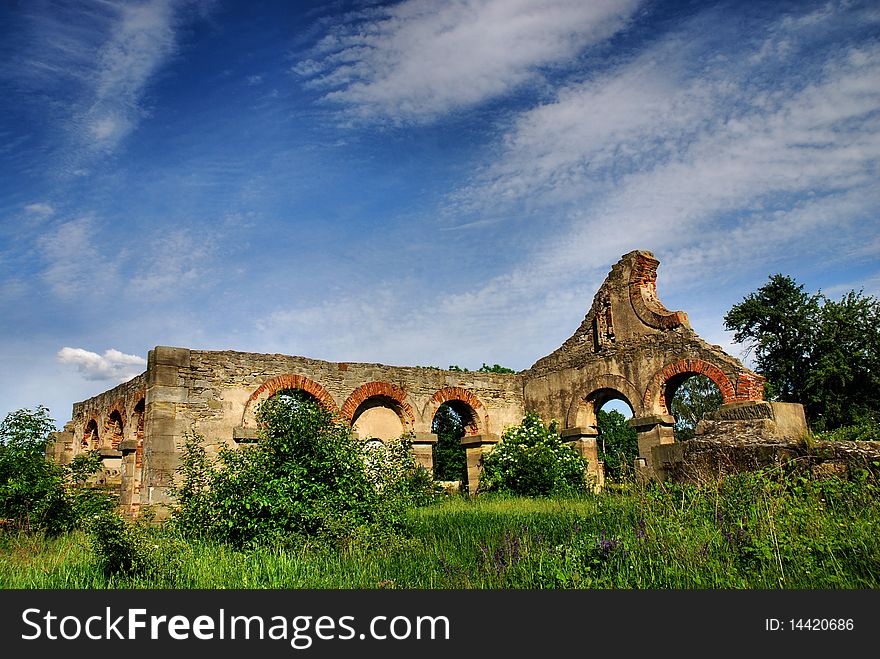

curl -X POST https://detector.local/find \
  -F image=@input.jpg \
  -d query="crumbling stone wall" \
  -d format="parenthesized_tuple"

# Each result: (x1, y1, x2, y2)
(522, 250, 765, 478)
(54, 249, 771, 515)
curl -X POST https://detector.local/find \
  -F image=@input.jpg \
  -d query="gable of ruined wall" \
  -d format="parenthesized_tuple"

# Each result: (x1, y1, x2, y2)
(522, 250, 763, 427)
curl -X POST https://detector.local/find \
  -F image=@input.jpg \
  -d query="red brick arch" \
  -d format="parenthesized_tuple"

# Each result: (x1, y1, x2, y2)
(241, 374, 341, 428)
(103, 400, 127, 450)
(341, 382, 416, 429)
(427, 386, 488, 436)
(643, 358, 736, 415)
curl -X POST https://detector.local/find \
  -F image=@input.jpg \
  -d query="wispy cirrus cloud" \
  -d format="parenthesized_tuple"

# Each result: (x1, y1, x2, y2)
(447, 1, 880, 288)
(57, 347, 146, 382)
(294, 0, 644, 123)
(37, 216, 120, 300)
(5, 0, 202, 170)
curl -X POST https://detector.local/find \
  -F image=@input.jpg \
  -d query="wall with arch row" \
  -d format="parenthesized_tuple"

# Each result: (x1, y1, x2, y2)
(52, 250, 768, 514)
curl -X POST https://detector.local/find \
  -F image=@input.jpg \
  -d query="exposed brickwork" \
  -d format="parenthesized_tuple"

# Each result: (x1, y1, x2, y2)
(342, 381, 416, 429)
(247, 373, 341, 416)
(629, 251, 690, 330)
(736, 372, 766, 401)
(428, 386, 488, 436)
(643, 358, 737, 414)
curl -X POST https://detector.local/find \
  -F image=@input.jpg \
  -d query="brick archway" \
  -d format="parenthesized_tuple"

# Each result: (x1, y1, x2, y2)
(643, 358, 737, 415)
(242, 374, 341, 428)
(426, 386, 488, 436)
(102, 400, 126, 450)
(342, 382, 416, 430)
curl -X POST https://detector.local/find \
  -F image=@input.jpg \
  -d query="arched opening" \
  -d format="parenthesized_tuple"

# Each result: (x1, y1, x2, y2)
(105, 410, 124, 450)
(242, 374, 340, 430)
(431, 402, 470, 483)
(82, 419, 99, 450)
(250, 388, 327, 433)
(666, 373, 723, 441)
(593, 392, 638, 483)
(351, 396, 406, 442)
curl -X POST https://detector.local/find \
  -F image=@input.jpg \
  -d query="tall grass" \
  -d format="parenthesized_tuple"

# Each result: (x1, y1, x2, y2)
(2, 469, 878, 589)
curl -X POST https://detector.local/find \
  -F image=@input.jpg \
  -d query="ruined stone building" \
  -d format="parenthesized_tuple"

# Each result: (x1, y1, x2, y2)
(51, 250, 801, 516)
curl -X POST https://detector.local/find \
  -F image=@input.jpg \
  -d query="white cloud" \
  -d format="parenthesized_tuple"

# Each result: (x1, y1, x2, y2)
(296, 0, 643, 122)
(24, 202, 54, 216)
(449, 6, 880, 287)
(57, 347, 146, 383)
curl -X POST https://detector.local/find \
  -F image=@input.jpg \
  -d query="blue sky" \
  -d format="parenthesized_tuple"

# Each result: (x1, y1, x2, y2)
(1, 0, 878, 427)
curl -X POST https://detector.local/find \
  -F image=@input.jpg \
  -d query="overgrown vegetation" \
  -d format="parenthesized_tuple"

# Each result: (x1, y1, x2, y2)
(480, 413, 589, 496)
(4, 465, 878, 589)
(0, 406, 112, 535)
(169, 392, 434, 550)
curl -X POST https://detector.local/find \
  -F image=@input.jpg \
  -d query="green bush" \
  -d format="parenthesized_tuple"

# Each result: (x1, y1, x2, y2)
(480, 413, 589, 496)
(814, 416, 880, 443)
(0, 407, 112, 534)
(170, 393, 432, 549)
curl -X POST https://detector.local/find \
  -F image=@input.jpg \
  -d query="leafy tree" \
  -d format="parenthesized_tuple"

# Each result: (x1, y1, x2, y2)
(805, 290, 880, 430)
(0, 406, 111, 534)
(171, 392, 430, 549)
(724, 274, 821, 403)
(596, 409, 639, 481)
(725, 275, 880, 430)
(480, 413, 588, 496)
(431, 404, 467, 483)
(670, 375, 724, 441)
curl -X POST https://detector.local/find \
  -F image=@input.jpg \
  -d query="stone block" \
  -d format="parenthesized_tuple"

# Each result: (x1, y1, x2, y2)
(150, 346, 191, 368)
(233, 426, 259, 442)
(707, 401, 773, 421)
(412, 432, 438, 445)
(769, 402, 808, 439)
(629, 414, 675, 429)
(561, 426, 599, 438)
(120, 440, 138, 452)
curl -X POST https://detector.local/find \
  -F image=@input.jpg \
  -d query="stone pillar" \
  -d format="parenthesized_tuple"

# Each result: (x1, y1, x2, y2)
(119, 439, 138, 516)
(411, 432, 438, 473)
(144, 346, 191, 517)
(461, 434, 500, 494)
(561, 426, 605, 492)
(629, 414, 676, 480)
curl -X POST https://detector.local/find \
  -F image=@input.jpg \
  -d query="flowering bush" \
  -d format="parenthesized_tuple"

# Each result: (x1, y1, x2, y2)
(479, 413, 589, 496)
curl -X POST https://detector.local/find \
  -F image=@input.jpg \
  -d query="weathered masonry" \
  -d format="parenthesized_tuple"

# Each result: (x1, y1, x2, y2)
(50, 250, 793, 516)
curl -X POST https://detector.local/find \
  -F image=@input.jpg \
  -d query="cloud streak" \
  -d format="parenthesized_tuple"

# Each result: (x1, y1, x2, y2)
(295, 0, 643, 123)
(6, 0, 196, 170)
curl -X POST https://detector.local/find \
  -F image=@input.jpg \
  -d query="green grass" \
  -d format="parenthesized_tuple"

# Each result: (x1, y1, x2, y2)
(3, 470, 879, 589)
